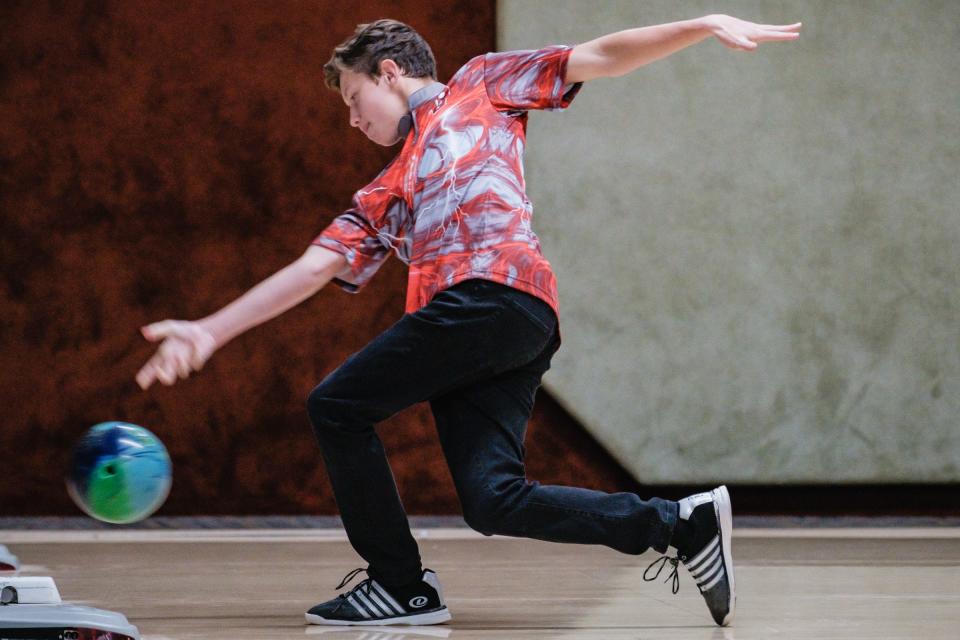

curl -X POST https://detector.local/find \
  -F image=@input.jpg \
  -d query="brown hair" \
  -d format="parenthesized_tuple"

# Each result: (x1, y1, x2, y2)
(324, 19, 437, 91)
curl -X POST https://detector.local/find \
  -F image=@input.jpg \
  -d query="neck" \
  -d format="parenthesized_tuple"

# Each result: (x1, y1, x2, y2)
(399, 77, 437, 103)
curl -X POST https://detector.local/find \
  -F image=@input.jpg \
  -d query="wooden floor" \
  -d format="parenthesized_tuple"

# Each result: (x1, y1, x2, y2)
(3, 526, 959, 639)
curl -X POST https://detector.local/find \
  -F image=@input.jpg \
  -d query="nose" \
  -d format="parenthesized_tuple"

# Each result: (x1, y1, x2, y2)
(350, 108, 360, 128)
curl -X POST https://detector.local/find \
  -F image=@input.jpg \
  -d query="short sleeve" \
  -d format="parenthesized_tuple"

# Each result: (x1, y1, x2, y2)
(312, 169, 405, 293)
(313, 209, 390, 293)
(484, 45, 583, 112)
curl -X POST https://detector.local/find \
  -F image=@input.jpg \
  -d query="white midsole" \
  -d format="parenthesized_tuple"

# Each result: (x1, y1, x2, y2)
(713, 485, 736, 626)
(305, 607, 451, 626)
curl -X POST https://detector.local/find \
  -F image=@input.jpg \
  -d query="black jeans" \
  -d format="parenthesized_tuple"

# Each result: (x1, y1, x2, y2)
(307, 279, 678, 587)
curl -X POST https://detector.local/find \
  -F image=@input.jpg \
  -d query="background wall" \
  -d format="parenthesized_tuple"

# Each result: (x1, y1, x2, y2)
(3, 1, 957, 520)
(501, 0, 960, 483)
(0, 0, 640, 517)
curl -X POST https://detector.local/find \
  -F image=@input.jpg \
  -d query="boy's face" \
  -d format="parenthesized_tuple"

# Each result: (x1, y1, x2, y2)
(339, 63, 409, 147)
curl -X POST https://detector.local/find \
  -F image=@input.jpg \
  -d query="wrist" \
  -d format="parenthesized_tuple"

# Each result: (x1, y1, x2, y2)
(696, 14, 721, 34)
(197, 316, 228, 350)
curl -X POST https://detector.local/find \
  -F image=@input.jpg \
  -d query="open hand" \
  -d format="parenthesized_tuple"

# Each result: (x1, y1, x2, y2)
(136, 320, 218, 389)
(708, 15, 802, 51)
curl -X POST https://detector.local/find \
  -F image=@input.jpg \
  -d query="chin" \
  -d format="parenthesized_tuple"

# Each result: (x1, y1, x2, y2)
(374, 135, 402, 147)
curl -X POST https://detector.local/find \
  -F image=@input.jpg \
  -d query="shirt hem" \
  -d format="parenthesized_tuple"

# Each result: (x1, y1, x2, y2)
(426, 269, 560, 319)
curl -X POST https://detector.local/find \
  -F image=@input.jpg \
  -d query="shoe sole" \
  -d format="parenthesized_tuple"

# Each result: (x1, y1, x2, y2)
(305, 607, 451, 626)
(712, 485, 736, 626)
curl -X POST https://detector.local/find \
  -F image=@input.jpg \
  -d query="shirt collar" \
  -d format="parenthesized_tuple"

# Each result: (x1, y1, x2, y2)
(397, 81, 447, 140)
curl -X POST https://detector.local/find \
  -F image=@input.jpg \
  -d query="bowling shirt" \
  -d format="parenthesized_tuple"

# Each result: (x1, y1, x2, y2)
(313, 45, 583, 319)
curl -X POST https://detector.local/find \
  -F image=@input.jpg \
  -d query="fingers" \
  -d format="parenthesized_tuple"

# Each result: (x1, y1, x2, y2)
(718, 29, 758, 51)
(756, 30, 801, 42)
(141, 322, 165, 342)
(136, 364, 157, 390)
(162, 341, 191, 379)
(762, 22, 802, 31)
(174, 350, 192, 379)
(190, 347, 210, 372)
(137, 337, 200, 390)
(156, 363, 177, 387)
(137, 320, 219, 390)
(141, 320, 181, 342)
(159, 341, 190, 384)
(135, 359, 175, 389)
(717, 24, 800, 51)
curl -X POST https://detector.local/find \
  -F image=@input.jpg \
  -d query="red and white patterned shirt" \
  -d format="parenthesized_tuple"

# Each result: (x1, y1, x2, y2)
(313, 45, 582, 319)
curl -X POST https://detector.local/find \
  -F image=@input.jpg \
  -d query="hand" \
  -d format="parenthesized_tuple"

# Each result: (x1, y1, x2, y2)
(707, 15, 802, 51)
(136, 320, 218, 390)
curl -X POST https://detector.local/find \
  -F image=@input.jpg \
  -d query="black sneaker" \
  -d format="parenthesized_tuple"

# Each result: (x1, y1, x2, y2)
(305, 568, 451, 626)
(644, 485, 736, 626)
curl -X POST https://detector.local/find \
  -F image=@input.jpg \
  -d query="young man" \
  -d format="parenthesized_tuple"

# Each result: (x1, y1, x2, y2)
(137, 15, 801, 627)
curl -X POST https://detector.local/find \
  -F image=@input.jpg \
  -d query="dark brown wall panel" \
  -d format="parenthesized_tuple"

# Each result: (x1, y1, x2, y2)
(1, 0, 635, 517)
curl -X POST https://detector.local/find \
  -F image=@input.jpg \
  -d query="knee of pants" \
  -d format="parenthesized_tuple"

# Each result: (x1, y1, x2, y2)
(460, 481, 525, 536)
(306, 385, 365, 439)
(461, 500, 499, 536)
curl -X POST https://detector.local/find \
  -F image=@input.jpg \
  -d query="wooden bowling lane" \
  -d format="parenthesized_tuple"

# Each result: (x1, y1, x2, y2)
(1, 527, 958, 639)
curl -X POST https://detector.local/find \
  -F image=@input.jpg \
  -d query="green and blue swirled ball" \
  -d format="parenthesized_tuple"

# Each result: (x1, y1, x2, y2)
(67, 422, 172, 524)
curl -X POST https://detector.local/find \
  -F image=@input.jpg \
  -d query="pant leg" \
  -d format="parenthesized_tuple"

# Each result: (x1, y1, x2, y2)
(430, 300, 678, 555)
(306, 279, 558, 586)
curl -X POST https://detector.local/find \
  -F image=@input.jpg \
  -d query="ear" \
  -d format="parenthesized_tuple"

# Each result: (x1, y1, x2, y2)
(378, 59, 404, 84)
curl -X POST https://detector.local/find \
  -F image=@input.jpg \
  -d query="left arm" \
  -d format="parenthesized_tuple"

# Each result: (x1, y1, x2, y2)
(566, 14, 802, 83)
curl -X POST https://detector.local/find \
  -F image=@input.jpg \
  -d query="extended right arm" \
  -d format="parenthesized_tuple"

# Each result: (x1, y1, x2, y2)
(136, 245, 348, 389)
(199, 245, 348, 348)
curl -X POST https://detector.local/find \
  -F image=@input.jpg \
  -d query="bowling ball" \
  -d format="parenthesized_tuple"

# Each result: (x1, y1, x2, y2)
(66, 421, 172, 524)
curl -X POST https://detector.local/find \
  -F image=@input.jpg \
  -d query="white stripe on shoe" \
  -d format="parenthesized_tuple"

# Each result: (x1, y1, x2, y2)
(347, 594, 373, 619)
(355, 590, 387, 617)
(693, 552, 723, 586)
(372, 581, 406, 614)
(685, 535, 720, 571)
(700, 565, 726, 592)
(367, 588, 401, 616)
(697, 555, 724, 585)
(689, 546, 721, 580)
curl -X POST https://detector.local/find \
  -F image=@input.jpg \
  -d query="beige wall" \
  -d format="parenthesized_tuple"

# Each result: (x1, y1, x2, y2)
(499, 1, 960, 482)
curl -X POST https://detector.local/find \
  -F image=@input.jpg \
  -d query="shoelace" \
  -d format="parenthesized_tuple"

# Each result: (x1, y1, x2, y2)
(643, 555, 681, 594)
(331, 567, 376, 614)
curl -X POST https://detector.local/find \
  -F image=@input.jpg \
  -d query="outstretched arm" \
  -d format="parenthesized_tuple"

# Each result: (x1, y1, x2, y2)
(136, 245, 348, 389)
(565, 14, 801, 83)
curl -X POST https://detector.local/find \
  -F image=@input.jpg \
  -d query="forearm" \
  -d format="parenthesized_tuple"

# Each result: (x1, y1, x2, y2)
(568, 16, 714, 82)
(199, 246, 347, 347)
